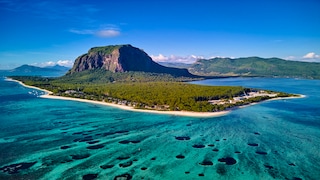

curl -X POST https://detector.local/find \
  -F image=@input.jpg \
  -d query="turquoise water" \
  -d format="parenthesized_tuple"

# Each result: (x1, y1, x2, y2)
(0, 77, 319, 180)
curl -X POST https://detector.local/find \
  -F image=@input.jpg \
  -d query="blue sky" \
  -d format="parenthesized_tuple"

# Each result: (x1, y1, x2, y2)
(1, 0, 320, 69)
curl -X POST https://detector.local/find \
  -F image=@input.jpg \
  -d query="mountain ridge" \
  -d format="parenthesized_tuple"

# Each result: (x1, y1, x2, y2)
(68, 44, 194, 77)
(0, 64, 70, 77)
(189, 57, 320, 79)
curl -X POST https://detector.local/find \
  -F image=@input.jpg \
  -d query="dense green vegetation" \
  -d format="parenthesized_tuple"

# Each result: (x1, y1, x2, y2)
(60, 69, 201, 83)
(88, 45, 123, 54)
(189, 57, 320, 79)
(10, 70, 295, 112)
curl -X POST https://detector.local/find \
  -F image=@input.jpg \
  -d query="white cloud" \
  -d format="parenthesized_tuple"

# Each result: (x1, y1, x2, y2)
(69, 29, 94, 35)
(57, 60, 74, 67)
(69, 28, 120, 38)
(150, 54, 168, 61)
(32, 60, 74, 67)
(285, 52, 320, 62)
(303, 52, 320, 59)
(95, 29, 120, 37)
(284, 56, 296, 60)
(151, 54, 204, 64)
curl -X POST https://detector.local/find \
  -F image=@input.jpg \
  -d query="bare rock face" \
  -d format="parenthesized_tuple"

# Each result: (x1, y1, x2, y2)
(68, 44, 193, 77)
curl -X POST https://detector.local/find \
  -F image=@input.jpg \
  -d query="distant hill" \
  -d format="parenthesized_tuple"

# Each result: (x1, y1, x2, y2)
(68, 44, 194, 77)
(189, 57, 320, 79)
(1, 64, 70, 77)
(158, 62, 192, 69)
(45, 65, 70, 72)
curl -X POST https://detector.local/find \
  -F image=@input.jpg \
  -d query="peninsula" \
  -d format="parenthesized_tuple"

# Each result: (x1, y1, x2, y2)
(9, 44, 300, 117)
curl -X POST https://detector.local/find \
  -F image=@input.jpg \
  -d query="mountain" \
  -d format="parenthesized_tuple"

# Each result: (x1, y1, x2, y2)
(189, 57, 320, 79)
(158, 62, 193, 69)
(68, 44, 194, 77)
(1, 64, 70, 77)
(46, 65, 70, 72)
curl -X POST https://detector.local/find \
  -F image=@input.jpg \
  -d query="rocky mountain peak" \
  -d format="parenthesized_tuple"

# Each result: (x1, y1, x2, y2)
(68, 44, 193, 77)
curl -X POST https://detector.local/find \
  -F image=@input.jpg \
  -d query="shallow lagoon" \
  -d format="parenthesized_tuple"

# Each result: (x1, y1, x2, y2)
(0, 77, 320, 179)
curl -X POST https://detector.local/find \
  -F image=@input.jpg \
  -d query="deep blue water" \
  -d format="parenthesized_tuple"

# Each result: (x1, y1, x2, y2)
(0, 77, 319, 180)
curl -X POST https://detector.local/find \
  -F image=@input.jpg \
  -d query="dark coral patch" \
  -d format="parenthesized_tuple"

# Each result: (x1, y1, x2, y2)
(212, 148, 219, 152)
(218, 157, 237, 165)
(176, 155, 185, 159)
(60, 145, 71, 150)
(264, 164, 273, 169)
(115, 130, 129, 134)
(117, 156, 130, 160)
(289, 163, 296, 166)
(216, 165, 227, 175)
(151, 157, 156, 160)
(255, 151, 268, 155)
(0, 162, 37, 174)
(100, 165, 114, 169)
(71, 154, 90, 160)
(119, 140, 141, 144)
(248, 143, 259, 147)
(185, 172, 190, 174)
(87, 144, 104, 150)
(199, 160, 213, 166)
(119, 140, 130, 144)
(60, 159, 73, 163)
(79, 122, 91, 126)
(87, 140, 100, 144)
(72, 132, 83, 135)
(119, 161, 133, 168)
(207, 144, 215, 147)
(114, 173, 132, 180)
(254, 132, 261, 135)
(292, 177, 302, 180)
(83, 174, 98, 180)
(101, 132, 115, 137)
(192, 144, 205, 148)
(175, 136, 190, 141)
(198, 173, 205, 176)
(141, 167, 147, 170)
(235, 151, 241, 154)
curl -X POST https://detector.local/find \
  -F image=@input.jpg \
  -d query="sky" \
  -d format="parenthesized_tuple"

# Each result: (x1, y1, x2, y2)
(0, 0, 320, 69)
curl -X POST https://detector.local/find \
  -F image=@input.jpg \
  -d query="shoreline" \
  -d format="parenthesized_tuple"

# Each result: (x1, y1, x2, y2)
(5, 78, 229, 117)
(5, 77, 304, 118)
(5, 78, 53, 95)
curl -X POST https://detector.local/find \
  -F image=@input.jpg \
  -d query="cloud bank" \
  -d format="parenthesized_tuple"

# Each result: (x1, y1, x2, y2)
(151, 54, 203, 64)
(32, 60, 74, 67)
(69, 28, 120, 38)
(285, 52, 320, 62)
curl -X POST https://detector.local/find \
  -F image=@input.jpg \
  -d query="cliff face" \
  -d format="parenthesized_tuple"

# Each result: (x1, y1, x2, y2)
(69, 44, 193, 77)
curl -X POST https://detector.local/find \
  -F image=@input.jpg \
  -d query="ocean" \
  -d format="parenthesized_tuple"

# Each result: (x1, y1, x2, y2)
(0, 77, 319, 180)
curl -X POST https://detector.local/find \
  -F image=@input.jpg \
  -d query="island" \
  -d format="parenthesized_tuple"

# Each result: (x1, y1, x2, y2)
(8, 44, 301, 117)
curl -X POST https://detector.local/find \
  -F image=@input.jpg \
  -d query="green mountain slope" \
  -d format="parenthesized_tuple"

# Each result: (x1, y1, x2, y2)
(189, 57, 320, 79)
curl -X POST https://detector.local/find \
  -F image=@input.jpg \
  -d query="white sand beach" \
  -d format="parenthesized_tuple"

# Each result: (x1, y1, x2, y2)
(6, 78, 230, 117)
(6, 77, 304, 117)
